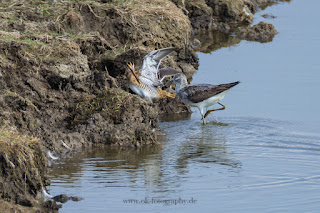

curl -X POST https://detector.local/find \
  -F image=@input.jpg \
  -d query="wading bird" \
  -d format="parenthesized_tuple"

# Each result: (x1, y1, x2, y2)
(127, 47, 179, 100)
(170, 73, 240, 125)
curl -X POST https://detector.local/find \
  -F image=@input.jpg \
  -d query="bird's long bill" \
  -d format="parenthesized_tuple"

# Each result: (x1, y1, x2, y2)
(128, 63, 141, 84)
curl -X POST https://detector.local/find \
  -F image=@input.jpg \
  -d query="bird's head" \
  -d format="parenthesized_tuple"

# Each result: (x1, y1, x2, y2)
(165, 73, 188, 91)
(167, 73, 184, 84)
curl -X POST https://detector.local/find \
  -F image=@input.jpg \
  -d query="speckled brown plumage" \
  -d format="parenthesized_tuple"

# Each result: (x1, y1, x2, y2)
(127, 62, 175, 99)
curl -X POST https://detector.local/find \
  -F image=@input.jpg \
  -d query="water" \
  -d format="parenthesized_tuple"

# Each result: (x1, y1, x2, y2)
(193, 0, 320, 128)
(49, 1, 320, 212)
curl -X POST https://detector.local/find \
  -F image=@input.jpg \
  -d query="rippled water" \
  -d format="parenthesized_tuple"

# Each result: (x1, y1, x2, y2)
(49, 1, 320, 212)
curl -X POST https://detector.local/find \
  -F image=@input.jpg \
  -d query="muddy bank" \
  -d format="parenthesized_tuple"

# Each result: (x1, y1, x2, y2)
(0, 0, 289, 211)
(0, 0, 194, 151)
(173, 0, 291, 44)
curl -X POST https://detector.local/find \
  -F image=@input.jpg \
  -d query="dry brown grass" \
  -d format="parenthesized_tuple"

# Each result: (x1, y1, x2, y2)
(0, 31, 79, 57)
(0, 127, 46, 173)
(111, 0, 191, 48)
(0, 0, 191, 77)
(0, 199, 38, 213)
(0, 126, 48, 203)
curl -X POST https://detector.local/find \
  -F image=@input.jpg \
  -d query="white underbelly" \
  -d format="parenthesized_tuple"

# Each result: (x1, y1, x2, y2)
(130, 84, 157, 100)
(190, 90, 229, 108)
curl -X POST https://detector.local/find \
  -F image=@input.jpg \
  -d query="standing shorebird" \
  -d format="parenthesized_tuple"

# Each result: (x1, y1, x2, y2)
(127, 47, 179, 100)
(170, 73, 240, 125)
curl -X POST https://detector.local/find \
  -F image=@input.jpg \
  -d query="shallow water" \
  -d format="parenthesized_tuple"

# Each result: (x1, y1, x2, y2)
(49, 1, 320, 212)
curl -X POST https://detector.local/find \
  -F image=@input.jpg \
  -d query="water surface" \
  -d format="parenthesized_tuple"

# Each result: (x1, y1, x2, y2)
(49, 1, 320, 212)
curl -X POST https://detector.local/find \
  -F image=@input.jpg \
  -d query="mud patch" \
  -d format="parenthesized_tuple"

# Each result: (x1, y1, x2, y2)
(70, 88, 159, 147)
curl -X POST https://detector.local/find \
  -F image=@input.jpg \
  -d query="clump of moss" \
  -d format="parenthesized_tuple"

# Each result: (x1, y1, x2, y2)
(0, 126, 48, 206)
(70, 88, 133, 128)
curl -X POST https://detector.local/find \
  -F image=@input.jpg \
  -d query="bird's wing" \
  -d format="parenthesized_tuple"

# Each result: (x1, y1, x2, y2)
(140, 47, 176, 82)
(182, 81, 240, 103)
(140, 76, 161, 88)
(158, 65, 180, 82)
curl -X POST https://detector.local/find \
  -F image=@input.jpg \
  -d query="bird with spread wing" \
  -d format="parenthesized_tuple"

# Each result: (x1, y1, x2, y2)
(127, 47, 179, 100)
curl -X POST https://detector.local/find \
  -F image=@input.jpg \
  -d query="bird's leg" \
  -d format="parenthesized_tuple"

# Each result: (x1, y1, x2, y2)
(203, 103, 226, 119)
(199, 108, 206, 125)
(202, 114, 206, 125)
(199, 109, 207, 125)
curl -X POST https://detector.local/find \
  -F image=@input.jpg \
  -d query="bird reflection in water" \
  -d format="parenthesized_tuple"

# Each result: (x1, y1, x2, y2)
(50, 121, 241, 196)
